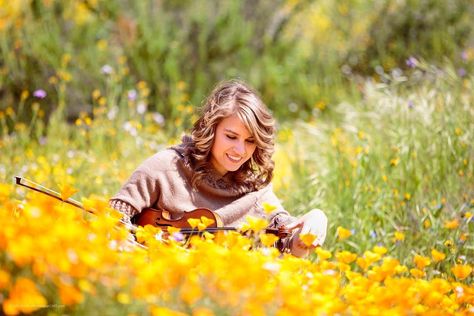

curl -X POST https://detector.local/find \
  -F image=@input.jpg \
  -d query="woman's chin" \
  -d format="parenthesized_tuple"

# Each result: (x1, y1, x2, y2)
(223, 162, 244, 173)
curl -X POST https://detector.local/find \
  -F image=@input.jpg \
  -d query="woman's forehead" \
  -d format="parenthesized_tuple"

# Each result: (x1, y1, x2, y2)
(218, 114, 254, 137)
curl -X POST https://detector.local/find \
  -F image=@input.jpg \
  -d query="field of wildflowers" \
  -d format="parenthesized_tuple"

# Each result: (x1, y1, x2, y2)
(1, 0, 474, 315)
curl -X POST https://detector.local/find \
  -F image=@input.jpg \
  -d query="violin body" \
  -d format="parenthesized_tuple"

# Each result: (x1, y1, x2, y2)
(132, 207, 223, 229)
(132, 207, 290, 239)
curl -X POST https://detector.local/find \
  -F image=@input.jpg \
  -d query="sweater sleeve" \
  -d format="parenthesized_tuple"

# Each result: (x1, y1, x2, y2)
(109, 199, 138, 224)
(257, 185, 298, 253)
(257, 185, 297, 225)
(109, 154, 163, 219)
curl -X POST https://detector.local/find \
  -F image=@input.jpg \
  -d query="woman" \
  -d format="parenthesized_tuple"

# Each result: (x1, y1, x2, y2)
(109, 80, 327, 257)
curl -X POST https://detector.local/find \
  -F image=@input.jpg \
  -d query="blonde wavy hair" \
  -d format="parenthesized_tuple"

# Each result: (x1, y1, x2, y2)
(187, 79, 275, 191)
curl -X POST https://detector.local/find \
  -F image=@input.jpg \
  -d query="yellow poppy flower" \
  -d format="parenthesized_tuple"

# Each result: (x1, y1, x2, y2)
(262, 202, 277, 215)
(431, 249, 446, 262)
(410, 268, 425, 278)
(299, 233, 317, 247)
(260, 233, 279, 247)
(198, 216, 215, 231)
(58, 282, 84, 305)
(372, 246, 388, 255)
(444, 219, 459, 229)
(363, 250, 381, 266)
(413, 254, 431, 270)
(335, 250, 357, 264)
(451, 264, 472, 280)
(315, 247, 332, 260)
(187, 218, 200, 229)
(59, 183, 78, 201)
(3, 278, 47, 314)
(192, 307, 215, 316)
(0, 269, 10, 289)
(337, 226, 351, 240)
(393, 231, 405, 242)
(240, 216, 268, 233)
(356, 257, 369, 271)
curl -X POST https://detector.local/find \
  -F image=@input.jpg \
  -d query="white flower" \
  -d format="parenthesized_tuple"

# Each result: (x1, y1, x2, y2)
(107, 106, 118, 120)
(152, 112, 165, 125)
(101, 64, 113, 75)
(67, 249, 78, 263)
(123, 121, 138, 136)
(137, 102, 147, 114)
(127, 89, 137, 101)
(263, 262, 280, 273)
(109, 240, 118, 250)
(323, 269, 336, 276)
(288, 102, 298, 112)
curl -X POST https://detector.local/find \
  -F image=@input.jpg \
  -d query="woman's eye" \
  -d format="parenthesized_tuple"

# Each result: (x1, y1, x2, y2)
(246, 139, 255, 144)
(226, 135, 237, 140)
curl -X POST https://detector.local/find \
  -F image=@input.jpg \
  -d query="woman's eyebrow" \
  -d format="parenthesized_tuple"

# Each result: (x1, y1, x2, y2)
(224, 128, 254, 139)
(224, 128, 239, 135)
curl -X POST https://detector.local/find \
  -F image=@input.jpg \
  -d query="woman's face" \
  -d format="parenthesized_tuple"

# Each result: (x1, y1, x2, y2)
(210, 114, 257, 176)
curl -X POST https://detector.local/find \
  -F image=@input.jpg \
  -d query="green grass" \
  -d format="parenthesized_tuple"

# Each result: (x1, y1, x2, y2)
(2, 61, 472, 278)
(274, 62, 473, 272)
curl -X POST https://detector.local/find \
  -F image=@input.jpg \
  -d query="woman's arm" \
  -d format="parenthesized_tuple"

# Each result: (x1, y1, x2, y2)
(109, 153, 165, 223)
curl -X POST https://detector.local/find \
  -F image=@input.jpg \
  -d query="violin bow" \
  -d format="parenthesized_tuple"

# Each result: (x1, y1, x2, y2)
(14, 176, 146, 249)
(14, 177, 289, 249)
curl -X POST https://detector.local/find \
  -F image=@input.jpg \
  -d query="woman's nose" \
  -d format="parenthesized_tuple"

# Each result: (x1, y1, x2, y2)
(234, 141, 246, 155)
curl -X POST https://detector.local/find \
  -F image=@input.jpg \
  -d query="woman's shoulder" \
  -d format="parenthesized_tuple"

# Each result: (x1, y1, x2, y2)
(136, 147, 183, 173)
(254, 183, 276, 195)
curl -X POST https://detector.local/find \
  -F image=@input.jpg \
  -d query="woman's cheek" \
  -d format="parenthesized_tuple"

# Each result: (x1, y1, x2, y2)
(248, 144, 257, 157)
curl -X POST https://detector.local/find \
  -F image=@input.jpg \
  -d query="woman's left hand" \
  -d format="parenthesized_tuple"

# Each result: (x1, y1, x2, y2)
(285, 209, 328, 257)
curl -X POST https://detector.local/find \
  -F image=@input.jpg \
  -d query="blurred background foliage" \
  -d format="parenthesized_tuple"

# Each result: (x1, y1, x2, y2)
(1, 0, 473, 133)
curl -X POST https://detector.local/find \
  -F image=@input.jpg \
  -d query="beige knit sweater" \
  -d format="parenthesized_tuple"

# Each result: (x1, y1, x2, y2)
(109, 141, 296, 249)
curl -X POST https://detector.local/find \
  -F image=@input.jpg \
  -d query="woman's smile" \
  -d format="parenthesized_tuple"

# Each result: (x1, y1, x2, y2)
(226, 153, 242, 162)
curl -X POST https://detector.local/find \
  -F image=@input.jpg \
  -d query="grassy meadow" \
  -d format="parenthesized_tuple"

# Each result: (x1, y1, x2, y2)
(1, 0, 473, 315)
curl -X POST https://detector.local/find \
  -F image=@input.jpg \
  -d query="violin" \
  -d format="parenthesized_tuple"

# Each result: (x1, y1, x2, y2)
(14, 176, 291, 240)
(133, 207, 291, 239)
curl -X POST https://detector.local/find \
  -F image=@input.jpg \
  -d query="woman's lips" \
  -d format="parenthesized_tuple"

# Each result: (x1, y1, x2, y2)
(226, 153, 242, 163)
